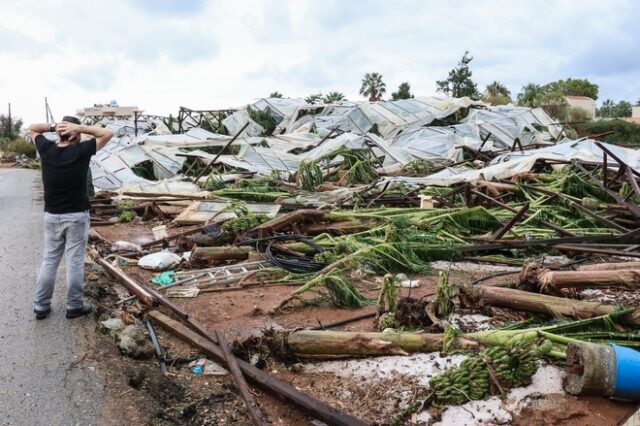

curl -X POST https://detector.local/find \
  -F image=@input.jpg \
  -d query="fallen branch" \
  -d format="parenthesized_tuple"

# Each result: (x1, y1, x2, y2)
(91, 249, 156, 306)
(215, 330, 268, 426)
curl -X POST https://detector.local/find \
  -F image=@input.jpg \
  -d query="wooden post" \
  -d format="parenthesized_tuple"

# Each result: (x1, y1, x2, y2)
(215, 330, 269, 426)
(95, 256, 156, 306)
(7, 102, 12, 139)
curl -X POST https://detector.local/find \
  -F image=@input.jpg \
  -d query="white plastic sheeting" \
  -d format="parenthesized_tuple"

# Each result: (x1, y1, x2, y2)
(90, 100, 576, 192)
(223, 96, 485, 140)
(297, 96, 485, 139)
(119, 179, 204, 195)
(461, 106, 563, 147)
(187, 133, 368, 175)
(91, 139, 189, 190)
(378, 139, 640, 188)
(140, 128, 230, 148)
(222, 109, 265, 137)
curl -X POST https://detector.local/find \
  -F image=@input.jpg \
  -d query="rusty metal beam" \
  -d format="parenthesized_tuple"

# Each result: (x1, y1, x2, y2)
(490, 202, 529, 240)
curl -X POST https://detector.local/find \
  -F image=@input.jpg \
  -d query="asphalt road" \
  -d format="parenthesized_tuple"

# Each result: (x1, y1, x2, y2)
(0, 168, 103, 426)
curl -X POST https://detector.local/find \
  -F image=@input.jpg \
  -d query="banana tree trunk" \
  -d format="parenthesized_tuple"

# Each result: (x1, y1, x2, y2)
(460, 284, 640, 326)
(539, 269, 640, 289)
(284, 330, 479, 357)
(192, 246, 252, 261)
(578, 262, 640, 271)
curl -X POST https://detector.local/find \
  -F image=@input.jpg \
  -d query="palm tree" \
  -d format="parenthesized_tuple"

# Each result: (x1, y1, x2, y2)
(323, 92, 345, 103)
(305, 93, 323, 104)
(517, 83, 544, 107)
(485, 81, 510, 97)
(359, 73, 386, 101)
(598, 99, 616, 118)
(270, 91, 283, 98)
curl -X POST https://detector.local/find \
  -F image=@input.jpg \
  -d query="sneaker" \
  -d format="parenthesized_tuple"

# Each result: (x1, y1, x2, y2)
(66, 304, 93, 319)
(34, 307, 51, 320)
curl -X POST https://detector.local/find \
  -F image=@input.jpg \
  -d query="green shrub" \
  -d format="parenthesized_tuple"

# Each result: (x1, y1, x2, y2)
(573, 119, 640, 145)
(566, 106, 589, 123)
(0, 138, 36, 158)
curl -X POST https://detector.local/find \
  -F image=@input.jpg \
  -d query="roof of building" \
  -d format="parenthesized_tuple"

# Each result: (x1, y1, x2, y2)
(565, 95, 594, 101)
(76, 106, 142, 117)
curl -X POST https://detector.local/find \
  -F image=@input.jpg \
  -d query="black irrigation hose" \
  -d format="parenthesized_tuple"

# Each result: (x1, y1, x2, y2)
(239, 234, 327, 274)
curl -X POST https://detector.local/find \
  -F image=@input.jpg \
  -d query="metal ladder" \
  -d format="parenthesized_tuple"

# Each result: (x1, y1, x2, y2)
(166, 260, 272, 290)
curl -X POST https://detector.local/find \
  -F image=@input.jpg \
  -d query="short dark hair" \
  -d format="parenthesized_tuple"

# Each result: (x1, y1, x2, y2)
(61, 115, 81, 125)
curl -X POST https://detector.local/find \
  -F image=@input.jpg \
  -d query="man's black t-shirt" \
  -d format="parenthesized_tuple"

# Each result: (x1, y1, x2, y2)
(35, 135, 97, 214)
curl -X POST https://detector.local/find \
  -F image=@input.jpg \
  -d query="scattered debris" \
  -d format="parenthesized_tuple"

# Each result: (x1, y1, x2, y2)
(82, 96, 640, 424)
(116, 324, 155, 359)
(138, 251, 181, 270)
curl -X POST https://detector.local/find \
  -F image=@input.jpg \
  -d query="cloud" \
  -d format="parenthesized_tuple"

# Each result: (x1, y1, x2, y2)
(129, 0, 207, 16)
(66, 63, 118, 91)
(1, 0, 639, 125)
(0, 26, 47, 58)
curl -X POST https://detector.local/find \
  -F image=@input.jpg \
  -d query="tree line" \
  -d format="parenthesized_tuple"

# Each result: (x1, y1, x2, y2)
(270, 50, 638, 120)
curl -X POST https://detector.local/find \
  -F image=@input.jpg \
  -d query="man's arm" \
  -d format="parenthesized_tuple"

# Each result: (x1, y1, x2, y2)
(28, 123, 54, 142)
(57, 122, 114, 150)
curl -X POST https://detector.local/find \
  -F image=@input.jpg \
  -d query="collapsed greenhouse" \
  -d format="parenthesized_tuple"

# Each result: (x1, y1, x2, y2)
(79, 96, 640, 425)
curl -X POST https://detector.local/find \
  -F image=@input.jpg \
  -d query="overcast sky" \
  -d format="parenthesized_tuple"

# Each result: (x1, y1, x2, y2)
(1, 0, 638, 124)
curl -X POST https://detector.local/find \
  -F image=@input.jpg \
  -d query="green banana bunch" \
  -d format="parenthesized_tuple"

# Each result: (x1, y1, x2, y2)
(483, 339, 548, 387)
(429, 339, 549, 406)
(429, 356, 489, 406)
(222, 214, 268, 233)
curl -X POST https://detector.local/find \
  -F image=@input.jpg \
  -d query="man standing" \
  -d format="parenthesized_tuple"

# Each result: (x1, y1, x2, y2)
(29, 117, 113, 320)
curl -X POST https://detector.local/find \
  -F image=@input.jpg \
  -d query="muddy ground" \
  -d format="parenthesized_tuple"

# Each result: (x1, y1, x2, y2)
(82, 242, 638, 426)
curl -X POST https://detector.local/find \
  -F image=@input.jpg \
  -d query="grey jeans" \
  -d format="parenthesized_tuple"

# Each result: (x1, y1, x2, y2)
(34, 211, 90, 311)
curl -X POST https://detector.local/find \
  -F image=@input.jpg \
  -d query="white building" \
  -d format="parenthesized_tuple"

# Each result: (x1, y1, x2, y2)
(565, 95, 596, 119)
(76, 105, 142, 119)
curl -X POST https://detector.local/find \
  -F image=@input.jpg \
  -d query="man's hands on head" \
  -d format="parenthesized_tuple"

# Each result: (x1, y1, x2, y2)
(56, 121, 81, 137)
(29, 122, 113, 150)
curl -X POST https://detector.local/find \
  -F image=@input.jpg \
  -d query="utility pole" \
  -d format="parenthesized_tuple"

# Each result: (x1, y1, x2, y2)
(45, 97, 55, 124)
(8, 102, 11, 139)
